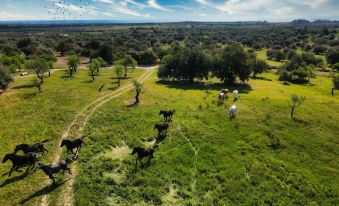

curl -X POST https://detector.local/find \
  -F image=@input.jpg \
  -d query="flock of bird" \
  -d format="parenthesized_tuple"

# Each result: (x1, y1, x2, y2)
(41, 0, 92, 20)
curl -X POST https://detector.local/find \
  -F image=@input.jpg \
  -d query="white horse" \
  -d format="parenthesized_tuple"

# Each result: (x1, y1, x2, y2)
(229, 105, 236, 118)
(233, 90, 239, 100)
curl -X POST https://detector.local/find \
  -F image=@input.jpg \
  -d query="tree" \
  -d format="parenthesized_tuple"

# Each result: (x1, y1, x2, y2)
(67, 55, 80, 77)
(0, 65, 13, 90)
(250, 59, 268, 78)
(98, 43, 113, 64)
(88, 57, 102, 81)
(115, 64, 124, 86)
(115, 55, 137, 77)
(57, 41, 71, 56)
(212, 45, 251, 84)
(133, 80, 142, 104)
(32, 79, 42, 93)
(158, 48, 210, 83)
(40, 53, 56, 76)
(332, 74, 339, 96)
(26, 58, 49, 83)
(326, 47, 339, 65)
(288, 94, 306, 119)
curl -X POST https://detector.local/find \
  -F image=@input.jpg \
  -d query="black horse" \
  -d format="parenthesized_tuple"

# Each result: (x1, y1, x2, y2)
(159, 110, 175, 122)
(2, 153, 37, 176)
(154, 122, 169, 135)
(60, 136, 85, 155)
(14, 139, 49, 155)
(131, 145, 158, 167)
(35, 156, 76, 184)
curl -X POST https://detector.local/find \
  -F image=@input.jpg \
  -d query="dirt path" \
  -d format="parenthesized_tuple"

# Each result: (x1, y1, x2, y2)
(40, 68, 155, 206)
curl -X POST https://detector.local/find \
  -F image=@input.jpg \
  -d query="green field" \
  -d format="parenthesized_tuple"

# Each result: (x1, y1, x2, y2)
(0, 67, 338, 205)
(72, 72, 338, 205)
(0, 68, 145, 205)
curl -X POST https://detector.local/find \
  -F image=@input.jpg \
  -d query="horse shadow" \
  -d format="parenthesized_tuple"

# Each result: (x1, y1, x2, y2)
(18, 179, 69, 204)
(0, 172, 29, 188)
(155, 134, 167, 144)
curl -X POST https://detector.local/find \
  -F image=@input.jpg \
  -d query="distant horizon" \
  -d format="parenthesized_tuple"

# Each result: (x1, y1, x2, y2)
(0, 19, 338, 25)
(0, 0, 339, 23)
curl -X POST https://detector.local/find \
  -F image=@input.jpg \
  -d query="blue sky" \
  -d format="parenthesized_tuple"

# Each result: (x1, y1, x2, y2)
(0, 0, 338, 22)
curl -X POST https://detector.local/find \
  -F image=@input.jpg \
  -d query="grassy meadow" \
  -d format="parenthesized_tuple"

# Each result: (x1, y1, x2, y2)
(73, 72, 339, 205)
(0, 68, 145, 205)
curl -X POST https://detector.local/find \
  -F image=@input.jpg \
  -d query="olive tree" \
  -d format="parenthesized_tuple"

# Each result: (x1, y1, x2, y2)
(26, 58, 49, 83)
(133, 80, 142, 104)
(0, 65, 13, 90)
(88, 58, 103, 81)
(115, 64, 124, 86)
(115, 55, 137, 77)
(67, 55, 80, 77)
(288, 94, 306, 119)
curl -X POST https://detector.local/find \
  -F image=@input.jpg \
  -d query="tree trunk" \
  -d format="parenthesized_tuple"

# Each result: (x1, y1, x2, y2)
(290, 107, 295, 119)
(92, 74, 95, 81)
(48, 70, 51, 77)
(69, 68, 73, 77)
(189, 76, 194, 83)
(124, 66, 128, 77)
(332, 88, 334, 96)
(135, 92, 140, 104)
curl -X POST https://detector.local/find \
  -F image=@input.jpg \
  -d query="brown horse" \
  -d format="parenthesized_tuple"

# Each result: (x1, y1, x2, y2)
(35, 156, 76, 184)
(60, 136, 85, 155)
(132, 145, 158, 167)
(159, 110, 175, 122)
(2, 153, 37, 176)
(14, 139, 49, 155)
(154, 122, 169, 135)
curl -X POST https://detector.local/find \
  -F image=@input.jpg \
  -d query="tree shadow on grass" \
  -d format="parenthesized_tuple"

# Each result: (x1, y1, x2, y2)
(110, 77, 132, 80)
(108, 85, 120, 90)
(250, 76, 272, 81)
(292, 118, 310, 126)
(0, 172, 29, 188)
(18, 179, 69, 205)
(12, 84, 35, 90)
(156, 80, 253, 94)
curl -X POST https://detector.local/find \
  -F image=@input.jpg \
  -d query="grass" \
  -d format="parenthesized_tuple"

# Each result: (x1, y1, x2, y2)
(0, 68, 145, 205)
(73, 72, 339, 205)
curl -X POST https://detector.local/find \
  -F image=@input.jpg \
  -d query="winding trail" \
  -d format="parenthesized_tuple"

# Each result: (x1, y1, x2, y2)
(40, 68, 155, 206)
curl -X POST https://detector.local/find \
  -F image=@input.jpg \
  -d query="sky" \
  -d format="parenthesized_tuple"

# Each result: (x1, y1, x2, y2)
(0, 0, 339, 22)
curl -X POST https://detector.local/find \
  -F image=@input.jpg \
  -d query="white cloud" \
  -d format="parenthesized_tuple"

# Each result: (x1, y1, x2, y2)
(148, 0, 171, 12)
(196, 0, 274, 14)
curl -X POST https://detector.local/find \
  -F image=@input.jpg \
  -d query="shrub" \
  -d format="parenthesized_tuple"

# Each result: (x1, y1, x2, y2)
(0, 65, 13, 90)
(333, 74, 339, 90)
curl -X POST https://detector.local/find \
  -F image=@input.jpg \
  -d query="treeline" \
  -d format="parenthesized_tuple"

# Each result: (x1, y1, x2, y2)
(158, 44, 268, 84)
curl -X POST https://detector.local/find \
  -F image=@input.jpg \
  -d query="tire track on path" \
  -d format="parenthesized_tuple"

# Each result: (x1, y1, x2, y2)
(40, 68, 154, 206)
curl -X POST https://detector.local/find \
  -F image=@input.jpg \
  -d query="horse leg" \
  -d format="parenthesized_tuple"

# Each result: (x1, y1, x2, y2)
(8, 165, 15, 176)
(48, 174, 55, 184)
(135, 157, 139, 167)
(25, 164, 33, 173)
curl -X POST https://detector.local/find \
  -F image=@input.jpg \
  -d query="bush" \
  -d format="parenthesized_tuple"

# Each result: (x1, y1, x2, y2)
(0, 65, 13, 90)
(332, 63, 339, 72)
(334, 74, 339, 89)
(326, 47, 339, 65)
